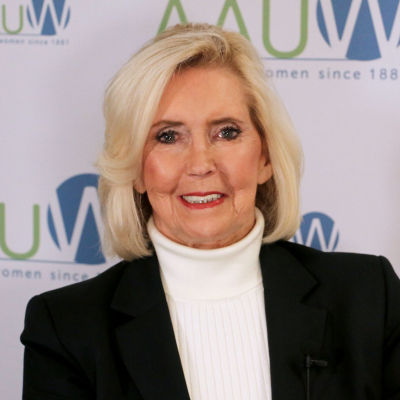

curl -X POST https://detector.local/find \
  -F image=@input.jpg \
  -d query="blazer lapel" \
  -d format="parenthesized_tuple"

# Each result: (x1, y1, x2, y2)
(260, 243, 327, 400)
(111, 255, 190, 400)
(110, 243, 327, 400)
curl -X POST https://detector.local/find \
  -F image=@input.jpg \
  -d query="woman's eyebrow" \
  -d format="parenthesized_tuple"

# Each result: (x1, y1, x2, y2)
(151, 117, 246, 130)
(151, 120, 184, 129)
(209, 117, 246, 125)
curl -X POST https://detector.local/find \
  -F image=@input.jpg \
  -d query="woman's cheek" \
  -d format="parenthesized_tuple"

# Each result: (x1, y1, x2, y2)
(144, 152, 181, 194)
(222, 152, 261, 190)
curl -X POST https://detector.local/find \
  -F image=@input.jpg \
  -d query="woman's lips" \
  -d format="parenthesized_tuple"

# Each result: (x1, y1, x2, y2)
(178, 192, 226, 209)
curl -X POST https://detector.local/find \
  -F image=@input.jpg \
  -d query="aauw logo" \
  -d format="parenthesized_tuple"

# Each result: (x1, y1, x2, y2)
(0, 0, 70, 36)
(159, 0, 400, 60)
(293, 212, 339, 251)
(47, 174, 105, 265)
(317, 0, 400, 60)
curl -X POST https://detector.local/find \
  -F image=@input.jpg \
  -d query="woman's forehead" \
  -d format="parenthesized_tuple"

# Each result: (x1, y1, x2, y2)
(153, 67, 251, 125)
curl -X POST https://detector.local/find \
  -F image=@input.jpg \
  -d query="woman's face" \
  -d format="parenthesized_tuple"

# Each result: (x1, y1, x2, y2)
(139, 67, 272, 249)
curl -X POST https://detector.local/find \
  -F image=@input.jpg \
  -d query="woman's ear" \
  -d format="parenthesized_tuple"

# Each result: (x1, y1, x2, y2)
(257, 155, 273, 185)
(256, 135, 273, 184)
(133, 179, 146, 194)
(257, 157, 273, 185)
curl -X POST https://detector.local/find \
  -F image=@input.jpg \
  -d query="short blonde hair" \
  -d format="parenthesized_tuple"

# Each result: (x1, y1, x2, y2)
(97, 23, 303, 260)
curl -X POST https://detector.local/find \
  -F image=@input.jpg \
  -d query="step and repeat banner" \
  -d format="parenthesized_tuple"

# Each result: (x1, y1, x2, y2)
(1, 0, 400, 397)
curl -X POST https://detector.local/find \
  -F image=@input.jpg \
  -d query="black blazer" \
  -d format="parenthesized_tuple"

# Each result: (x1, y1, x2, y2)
(21, 241, 400, 400)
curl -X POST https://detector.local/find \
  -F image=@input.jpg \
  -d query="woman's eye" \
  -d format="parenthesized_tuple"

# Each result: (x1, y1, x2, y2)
(218, 126, 241, 140)
(157, 130, 177, 144)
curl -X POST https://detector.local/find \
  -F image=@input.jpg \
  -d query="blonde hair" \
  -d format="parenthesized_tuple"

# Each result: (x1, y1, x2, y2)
(97, 23, 303, 260)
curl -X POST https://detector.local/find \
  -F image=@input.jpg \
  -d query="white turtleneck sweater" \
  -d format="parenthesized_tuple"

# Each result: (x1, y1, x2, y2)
(147, 209, 272, 400)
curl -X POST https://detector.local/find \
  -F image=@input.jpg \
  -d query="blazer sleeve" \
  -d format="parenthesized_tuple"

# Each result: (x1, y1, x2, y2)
(381, 256, 400, 399)
(20, 295, 95, 400)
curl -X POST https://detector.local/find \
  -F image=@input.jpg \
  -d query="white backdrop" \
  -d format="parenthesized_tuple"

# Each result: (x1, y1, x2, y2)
(1, 0, 400, 398)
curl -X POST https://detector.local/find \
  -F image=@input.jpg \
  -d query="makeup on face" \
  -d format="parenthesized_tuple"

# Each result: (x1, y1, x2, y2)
(140, 67, 272, 249)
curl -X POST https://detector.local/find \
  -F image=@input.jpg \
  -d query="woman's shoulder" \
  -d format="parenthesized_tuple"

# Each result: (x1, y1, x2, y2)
(275, 239, 380, 261)
(37, 259, 130, 307)
(24, 253, 161, 324)
(274, 239, 390, 271)
(271, 240, 399, 299)
(24, 257, 152, 328)
(22, 257, 157, 355)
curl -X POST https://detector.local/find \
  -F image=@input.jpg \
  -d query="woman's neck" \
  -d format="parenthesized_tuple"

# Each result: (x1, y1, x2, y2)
(147, 208, 265, 300)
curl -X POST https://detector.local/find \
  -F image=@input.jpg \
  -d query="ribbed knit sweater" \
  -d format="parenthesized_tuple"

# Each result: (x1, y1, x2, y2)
(147, 209, 272, 400)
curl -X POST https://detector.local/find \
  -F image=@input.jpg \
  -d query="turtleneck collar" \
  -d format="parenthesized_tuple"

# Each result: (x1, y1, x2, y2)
(147, 208, 265, 300)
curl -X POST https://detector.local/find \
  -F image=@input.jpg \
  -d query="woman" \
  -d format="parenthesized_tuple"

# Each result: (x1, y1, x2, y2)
(21, 24, 400, 400)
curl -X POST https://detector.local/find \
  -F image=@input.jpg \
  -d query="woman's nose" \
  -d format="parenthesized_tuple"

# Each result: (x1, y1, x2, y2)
(186, 139, 216, 177)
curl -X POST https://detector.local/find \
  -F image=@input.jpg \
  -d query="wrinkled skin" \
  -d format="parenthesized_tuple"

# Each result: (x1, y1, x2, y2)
(138, 67, 272, 249)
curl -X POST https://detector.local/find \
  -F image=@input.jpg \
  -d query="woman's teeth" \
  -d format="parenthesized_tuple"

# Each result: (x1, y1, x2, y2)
(182, 194, 222, 204)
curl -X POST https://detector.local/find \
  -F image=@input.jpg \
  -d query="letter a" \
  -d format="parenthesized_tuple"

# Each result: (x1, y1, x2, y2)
(217, 0, 250, 40)
(158, 0, 188, 34)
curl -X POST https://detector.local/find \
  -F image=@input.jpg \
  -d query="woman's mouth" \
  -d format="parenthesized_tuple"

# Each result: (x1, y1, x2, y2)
(182, 194, 222, 204)
(179, 192, 226, 209)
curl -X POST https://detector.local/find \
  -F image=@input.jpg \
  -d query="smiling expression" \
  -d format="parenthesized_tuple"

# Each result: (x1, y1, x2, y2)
(138, 67, 273, 249)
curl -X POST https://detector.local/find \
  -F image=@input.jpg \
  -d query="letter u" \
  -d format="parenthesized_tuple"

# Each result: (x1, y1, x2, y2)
(0, 203, 40, 259)
(2, 5, 23, 34)
(263, 0, 308, 58)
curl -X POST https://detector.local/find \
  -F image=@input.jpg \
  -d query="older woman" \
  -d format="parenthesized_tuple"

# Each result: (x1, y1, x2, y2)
(21, 24, 400, 400)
